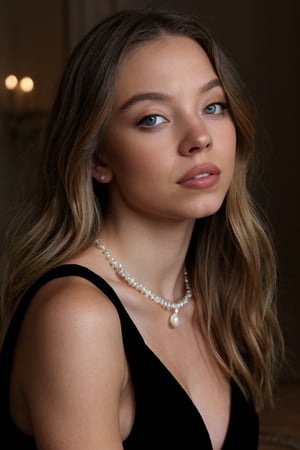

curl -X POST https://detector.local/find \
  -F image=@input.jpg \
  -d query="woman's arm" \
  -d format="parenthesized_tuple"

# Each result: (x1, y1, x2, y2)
(12, 277, 126, 450)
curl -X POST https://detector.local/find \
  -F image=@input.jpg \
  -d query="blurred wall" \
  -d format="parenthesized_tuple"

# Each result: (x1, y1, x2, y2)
(0, 0, 66, 112)
(0, 0, 299, 381)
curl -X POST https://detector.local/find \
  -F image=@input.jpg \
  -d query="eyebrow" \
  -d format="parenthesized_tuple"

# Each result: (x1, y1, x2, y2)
(118, 78, 222, 112)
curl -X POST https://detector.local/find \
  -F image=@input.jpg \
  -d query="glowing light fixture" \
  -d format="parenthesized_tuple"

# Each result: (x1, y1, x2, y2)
(5, 74, 18, 90)
(19, 76, 34, 93)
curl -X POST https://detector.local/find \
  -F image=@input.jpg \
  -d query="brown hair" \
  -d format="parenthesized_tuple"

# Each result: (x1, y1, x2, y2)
(0, 8, 283, 409)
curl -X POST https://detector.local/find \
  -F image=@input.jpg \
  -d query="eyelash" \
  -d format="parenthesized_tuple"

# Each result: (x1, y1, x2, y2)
(203, 102, 228, 115)
(136, 102, 229, 129)
(137, 114, 166, 128)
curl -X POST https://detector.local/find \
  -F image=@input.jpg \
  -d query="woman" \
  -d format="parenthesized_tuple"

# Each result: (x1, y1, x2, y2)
(0, 8, 283, 450)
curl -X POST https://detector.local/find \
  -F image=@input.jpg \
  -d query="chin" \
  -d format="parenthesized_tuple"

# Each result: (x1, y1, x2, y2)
(192, 200, 225, 220)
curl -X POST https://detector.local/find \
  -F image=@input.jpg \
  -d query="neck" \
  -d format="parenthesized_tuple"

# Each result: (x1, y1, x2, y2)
(98, 215, 195, 300)
(96, 239, 193, 328)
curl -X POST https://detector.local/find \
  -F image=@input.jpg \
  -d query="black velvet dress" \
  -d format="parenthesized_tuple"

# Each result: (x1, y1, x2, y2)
(0, 264, 259, 449)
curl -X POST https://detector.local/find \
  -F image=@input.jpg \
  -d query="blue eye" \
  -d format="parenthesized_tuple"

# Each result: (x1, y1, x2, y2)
(138, 114, 166, 128)
(203, 102, 228, 115)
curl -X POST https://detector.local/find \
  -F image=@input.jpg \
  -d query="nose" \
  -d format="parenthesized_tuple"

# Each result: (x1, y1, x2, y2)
(178, 118, 212, 156)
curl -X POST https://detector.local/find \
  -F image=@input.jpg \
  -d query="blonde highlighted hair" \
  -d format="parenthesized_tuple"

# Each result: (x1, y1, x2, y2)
(0, 8, 283, 410)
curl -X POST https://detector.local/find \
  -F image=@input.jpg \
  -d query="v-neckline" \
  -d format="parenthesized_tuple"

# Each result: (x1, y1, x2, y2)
(45, 265, 234, 449)
(90, 268, 234, 450)
(3, 264, 257, 450)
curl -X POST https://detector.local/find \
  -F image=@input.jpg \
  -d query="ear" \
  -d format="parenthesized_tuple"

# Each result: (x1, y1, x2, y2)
(91, 153, 113, 184)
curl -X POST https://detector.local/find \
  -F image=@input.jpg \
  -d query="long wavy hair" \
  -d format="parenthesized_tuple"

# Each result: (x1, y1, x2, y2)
(0, 8, 283, 409)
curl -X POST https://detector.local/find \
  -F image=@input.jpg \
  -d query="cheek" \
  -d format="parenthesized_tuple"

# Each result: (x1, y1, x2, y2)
(223, 123, 237, 161)
(225, 119, 237, 143)
(217, 125, 237, 184)
(104, 126, 167, 173)
(103, 135, 154, 183)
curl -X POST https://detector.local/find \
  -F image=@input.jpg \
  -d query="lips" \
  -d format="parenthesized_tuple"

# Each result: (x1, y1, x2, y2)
(177, 163, 221, 184)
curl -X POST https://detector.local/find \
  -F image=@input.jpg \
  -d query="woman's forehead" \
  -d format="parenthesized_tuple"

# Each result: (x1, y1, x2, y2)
(113, 35, 217, 105)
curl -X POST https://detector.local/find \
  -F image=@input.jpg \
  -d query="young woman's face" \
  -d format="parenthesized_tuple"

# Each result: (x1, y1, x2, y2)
(99, 35, 236, 222)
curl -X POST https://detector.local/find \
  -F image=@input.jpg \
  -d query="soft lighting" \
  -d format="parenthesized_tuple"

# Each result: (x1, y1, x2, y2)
(5, 74, 18, 90)
(19, 76, 34, 93)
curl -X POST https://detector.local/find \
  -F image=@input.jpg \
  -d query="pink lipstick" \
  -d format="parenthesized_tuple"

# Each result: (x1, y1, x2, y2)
(177, 163, 221, 189)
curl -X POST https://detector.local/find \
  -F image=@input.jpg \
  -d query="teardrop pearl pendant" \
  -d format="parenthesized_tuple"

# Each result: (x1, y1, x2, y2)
(170, 309, 180, 327)
(95, 240, 193, 328)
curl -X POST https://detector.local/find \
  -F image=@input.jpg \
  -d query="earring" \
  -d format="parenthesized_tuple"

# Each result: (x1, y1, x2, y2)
(100, 174, 106, 182)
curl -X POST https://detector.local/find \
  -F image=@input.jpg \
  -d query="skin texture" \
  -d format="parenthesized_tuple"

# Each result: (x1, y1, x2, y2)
(10, 36, 237, 450)
(97, 36, 236, 224)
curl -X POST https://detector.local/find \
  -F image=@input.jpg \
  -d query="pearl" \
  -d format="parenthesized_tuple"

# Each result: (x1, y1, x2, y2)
(95, 240, 193, 328)
(170, 311, 180, 328)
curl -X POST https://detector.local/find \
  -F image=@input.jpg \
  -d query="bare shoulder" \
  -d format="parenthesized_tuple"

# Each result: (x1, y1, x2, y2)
(19, 273, 125, 381)
(28, 273, 120, 331)
(12, 273, 126, 449)
(19, 274, 124, 360)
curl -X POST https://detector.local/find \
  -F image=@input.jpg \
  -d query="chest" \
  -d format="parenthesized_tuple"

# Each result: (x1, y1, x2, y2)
(109, 283, 258, 449)
(121, 313, 231, 449)
(147, 327, 231, 449)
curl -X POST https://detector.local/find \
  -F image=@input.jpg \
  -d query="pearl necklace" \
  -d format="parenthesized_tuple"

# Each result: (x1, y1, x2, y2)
(95, 240, 192, 328)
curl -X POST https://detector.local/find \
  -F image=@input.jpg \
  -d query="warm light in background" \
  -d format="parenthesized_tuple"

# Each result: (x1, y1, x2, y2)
(5, 74, 18, 90)
(19, 76, 34, 93)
